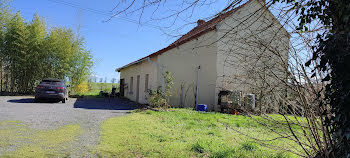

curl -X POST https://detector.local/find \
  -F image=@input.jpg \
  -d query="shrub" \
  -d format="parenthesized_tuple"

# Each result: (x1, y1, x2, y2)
(240, 141, 258, 151)
(191, 141, 206, 153)
(147, 71, 173, 109)
(148, 88, 170, 108)
(74, 82, 88, 94)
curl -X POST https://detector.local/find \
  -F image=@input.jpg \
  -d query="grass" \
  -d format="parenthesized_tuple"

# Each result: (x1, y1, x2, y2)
(0, 109, 306, 157)
(95, 109, 303, 158)
(0, 120, 81, 157)
(73, 82, 119, 97)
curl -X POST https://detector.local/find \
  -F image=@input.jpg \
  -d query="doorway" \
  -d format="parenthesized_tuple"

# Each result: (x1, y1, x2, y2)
(119, 79, 125, 97)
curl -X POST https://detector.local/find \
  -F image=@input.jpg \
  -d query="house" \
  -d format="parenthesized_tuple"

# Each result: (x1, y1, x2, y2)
(116, 0, 290, 111)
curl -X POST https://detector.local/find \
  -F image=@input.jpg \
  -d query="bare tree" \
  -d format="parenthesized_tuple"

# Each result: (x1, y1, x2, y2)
(111, 78, 116, 83)
(108, 0, 335, 157)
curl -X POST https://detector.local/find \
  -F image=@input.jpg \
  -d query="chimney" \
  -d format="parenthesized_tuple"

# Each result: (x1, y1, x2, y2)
(259, 0, 266, 5)
(197, 19, 205, 26)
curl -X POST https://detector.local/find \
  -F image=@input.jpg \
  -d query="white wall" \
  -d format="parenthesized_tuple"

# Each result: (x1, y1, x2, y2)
(119, 56, 159, 104)
(120, 30, 218, 110)
(119, 0, 290, 112)
(215, 0, 290, 111)
(157, 31, 218, 110)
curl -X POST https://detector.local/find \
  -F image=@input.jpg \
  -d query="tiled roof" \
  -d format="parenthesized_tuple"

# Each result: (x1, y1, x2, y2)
(116, 0, 252, 72)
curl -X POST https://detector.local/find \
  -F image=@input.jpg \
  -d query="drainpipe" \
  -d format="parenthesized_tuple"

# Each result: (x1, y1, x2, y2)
(161, 68, 165, 92)
(195, 66, 201, 106)
(147, 57, 165, 92)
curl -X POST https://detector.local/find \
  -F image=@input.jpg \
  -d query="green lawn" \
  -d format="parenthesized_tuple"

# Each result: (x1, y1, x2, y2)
(0, 121, 81, 157)
(74, 82, 119, 96)
(0, 109, 306, 157)
(95, 109, 304, 158)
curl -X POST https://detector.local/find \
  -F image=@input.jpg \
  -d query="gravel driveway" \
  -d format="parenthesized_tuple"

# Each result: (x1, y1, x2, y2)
(0, 96, 137, 157)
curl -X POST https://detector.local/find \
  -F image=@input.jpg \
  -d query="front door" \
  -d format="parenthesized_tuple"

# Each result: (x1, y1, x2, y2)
(119, 79, 125, 97)
(136, 75, 140, 102)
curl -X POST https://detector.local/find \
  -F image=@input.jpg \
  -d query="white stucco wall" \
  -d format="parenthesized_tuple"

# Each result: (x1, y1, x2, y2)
(119, 56, 159, 104)
(215, 0, 290, 111)
(120, 30, 218, 110)
(118, 0, 290, 112)
(157, 31, 218, 110)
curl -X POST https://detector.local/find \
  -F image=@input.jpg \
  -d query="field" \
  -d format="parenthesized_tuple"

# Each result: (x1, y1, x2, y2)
(95, 109, 303, 157)
(73, 82, 119, 96)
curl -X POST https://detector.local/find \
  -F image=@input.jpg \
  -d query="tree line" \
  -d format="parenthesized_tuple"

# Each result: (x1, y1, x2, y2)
(0, 2, 93, 94)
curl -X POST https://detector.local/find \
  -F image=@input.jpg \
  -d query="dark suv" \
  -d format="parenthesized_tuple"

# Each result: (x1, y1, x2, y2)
(35, 79, 68, 103)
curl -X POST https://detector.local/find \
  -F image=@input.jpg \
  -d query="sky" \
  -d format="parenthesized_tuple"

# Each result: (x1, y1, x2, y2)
(10, 0, 229, 83)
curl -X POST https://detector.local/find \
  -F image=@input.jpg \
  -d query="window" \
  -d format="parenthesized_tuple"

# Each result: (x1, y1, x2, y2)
(145, 74, 149, 92)
(130, 76, 133, 93)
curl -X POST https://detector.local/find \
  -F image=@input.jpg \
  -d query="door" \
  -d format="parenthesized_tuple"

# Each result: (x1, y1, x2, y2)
(119, 79, 125, 97)
(136, 75, 140, 102)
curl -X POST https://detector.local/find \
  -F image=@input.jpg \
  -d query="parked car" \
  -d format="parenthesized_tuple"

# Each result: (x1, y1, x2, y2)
(35, 78, 68, 103)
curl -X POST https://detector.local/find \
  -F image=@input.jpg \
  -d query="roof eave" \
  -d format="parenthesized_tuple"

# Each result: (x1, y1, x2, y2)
(116, 27, 217, 72)
(115, 0, 253, 72)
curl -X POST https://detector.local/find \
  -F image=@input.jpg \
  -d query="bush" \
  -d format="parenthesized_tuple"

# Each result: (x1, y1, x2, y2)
(74, 82, 88, 93)
(148, 88, 170, 108)
(147, 71, 173, 109)
(240, 141, 258, 151)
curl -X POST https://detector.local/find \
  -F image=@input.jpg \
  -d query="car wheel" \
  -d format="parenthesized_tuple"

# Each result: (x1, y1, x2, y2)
(62, 99, 66, 103)
(34, 98, 39, 103)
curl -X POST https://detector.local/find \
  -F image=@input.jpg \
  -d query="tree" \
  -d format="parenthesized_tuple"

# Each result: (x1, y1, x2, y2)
(3, 12, 28, 93)
(0, 6, 93, 94)
(0, 0, 11, 92)
(26, 13, 46, 92)
(290, 0, 350, 156)
(111, 78, 116, 84)
(42, 27, 93, 93)
(69, 48, 93, 93)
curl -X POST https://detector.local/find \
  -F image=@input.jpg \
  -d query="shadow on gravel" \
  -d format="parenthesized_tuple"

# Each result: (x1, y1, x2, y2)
(8, 98, 60, 103)
(73, 98, 138, 110)
(7, 98, 35, 103)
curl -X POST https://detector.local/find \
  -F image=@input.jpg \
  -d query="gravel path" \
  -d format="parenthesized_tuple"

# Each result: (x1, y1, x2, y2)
(0, 96, 137, 157)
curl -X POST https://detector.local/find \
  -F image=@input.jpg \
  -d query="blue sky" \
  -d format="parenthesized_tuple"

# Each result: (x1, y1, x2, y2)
(10, 0, 229, 82)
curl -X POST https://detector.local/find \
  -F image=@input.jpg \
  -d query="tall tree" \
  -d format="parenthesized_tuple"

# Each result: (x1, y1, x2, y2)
(3, 12, 28, 93)
(26, 13, 46, 92)
(44, 28, 75, 79)
(69, 47, 93, 93)
(0, 0, 11, 92)
(0, 8, 93, 94)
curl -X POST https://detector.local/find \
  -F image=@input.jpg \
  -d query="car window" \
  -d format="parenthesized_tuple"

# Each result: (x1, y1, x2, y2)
(41, 81, 62, 85)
